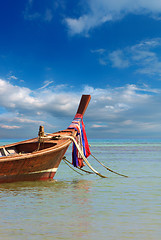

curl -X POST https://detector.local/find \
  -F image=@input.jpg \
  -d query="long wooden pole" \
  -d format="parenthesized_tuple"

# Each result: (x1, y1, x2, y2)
(76, 95, 91, 117)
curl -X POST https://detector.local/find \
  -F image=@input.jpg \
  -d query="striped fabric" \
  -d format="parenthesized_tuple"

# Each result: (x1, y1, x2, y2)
(68, 113, 91, 168)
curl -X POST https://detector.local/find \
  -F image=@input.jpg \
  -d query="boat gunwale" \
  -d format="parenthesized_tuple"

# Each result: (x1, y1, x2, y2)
(0, 131, 75, 162)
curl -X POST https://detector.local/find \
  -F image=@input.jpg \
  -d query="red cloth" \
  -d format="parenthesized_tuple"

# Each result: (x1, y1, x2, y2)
(68, 113, 91, 168)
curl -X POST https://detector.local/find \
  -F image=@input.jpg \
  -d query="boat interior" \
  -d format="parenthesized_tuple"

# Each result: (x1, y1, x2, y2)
(0, 141, 57, 157)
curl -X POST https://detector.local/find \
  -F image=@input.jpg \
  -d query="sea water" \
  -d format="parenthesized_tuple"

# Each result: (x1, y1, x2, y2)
(0, 139, 160, 240)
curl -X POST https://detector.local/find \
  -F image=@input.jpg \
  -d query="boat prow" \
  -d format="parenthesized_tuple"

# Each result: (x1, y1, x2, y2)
(0, 95, 91, 183)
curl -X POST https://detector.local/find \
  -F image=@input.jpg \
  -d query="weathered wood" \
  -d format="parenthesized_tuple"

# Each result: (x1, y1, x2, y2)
(0, 95, 91, 183)
(76, 95, 91, 116)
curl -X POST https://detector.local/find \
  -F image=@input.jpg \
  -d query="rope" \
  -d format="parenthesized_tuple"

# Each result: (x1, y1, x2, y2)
(39, 134, 128, 178)
(63, 158, 83, 175)
(92, 153, 128, 177)
(61, 135, 108, 178)
(63, 157, 94, 175)
(85, 149, 128, 178)
(62, 135, 128, 178)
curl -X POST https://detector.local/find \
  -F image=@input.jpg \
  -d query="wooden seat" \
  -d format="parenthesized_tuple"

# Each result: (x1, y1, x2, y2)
(0, 147, 10, 156)
(6, 147, 18, 155)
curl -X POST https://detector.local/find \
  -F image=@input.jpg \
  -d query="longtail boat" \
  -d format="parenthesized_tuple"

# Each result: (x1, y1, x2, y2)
(0, 95, 91, 183)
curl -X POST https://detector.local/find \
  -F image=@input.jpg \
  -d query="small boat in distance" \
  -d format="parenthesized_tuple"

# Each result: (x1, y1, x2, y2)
(0, 95, 91, 183)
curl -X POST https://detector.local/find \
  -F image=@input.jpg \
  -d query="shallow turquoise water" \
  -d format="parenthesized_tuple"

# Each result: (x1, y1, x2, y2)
(0, 139, 161, 240)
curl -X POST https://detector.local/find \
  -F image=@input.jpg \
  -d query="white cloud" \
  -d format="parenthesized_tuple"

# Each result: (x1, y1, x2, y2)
(0, 78, 161, 138)
(24, 0, 53, 22)
(65, 0, 161, 35)
(38, 80, 54, 90)
(91, 124, 108, 128)
(93, 38, 161, 79)
(0, 124, 21, 130)
(109, 50, 129, 68)
(8, 75, 18, 80)
(126, 39, 161, 78)
(83, 84, 161, 138)
(0, 79, 78, 116)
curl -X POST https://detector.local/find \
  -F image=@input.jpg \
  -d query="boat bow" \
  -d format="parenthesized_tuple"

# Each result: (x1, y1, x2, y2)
(0, 95, 91, 183)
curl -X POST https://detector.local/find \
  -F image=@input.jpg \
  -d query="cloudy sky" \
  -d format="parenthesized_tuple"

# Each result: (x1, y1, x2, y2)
(1, 0, 161, 139)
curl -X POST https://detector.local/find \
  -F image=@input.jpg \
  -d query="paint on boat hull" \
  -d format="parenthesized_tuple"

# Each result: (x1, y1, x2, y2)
(0, 169, 58, 183)
(0, 141, 70, 183)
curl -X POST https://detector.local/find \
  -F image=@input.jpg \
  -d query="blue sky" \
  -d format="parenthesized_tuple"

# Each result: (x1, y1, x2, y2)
(1, 0, 161, 139)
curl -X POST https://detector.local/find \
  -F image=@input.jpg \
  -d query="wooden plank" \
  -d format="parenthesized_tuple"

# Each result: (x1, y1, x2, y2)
(76, 95, 91, 116)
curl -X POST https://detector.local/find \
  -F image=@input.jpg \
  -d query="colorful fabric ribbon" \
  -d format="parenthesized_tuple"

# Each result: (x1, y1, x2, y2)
(68, 113, 91, 168)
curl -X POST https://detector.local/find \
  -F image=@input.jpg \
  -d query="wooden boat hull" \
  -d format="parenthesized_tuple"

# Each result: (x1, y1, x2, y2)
(0, 136, 71, 183)
(0, 95, 91, 183)
(0, 170, 57, 183)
